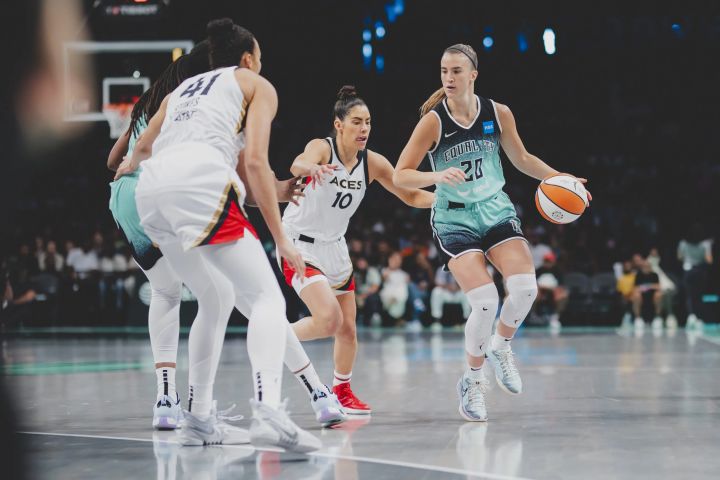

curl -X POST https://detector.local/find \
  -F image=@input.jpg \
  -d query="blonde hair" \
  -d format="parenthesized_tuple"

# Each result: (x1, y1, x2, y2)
(419, 43, 478, 117)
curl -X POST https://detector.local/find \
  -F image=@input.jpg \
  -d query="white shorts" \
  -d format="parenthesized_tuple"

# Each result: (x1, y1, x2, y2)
(135, 142, 255, 251)
(278, 230, 354, 296)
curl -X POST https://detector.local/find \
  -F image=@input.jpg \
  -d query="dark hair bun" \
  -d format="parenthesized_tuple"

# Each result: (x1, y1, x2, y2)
(337, 85, 358, 101)
(207, 18, 235, 38)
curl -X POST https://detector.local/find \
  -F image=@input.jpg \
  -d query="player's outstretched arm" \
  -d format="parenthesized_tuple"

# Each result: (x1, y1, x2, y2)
(496, 102, 557, 181)
(497, 102, 590, 201)
(107, 130, 129, 172)
(236, 150, 304, 207)
(369, 151, 434, 208)
(240, 70, 305, 276)
(289, 139, 337, 187)
(114, 96, 169, 180)
(394, 113, 465, 189)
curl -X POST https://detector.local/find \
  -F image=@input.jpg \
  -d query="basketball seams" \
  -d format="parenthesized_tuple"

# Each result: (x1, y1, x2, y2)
(539, 183, 586, 215)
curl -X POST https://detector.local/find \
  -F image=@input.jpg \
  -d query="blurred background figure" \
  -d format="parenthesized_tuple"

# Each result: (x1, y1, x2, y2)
(678, 224, 713, 330)
(0, 1, 93, 479)
(630, 254, 663, 333)
(617, 259, 637, 329)
(534, 252, 567, 331)
(430, 265, 470, 332)
(380, 252, 410, 326)
(647, 247, 678, 329)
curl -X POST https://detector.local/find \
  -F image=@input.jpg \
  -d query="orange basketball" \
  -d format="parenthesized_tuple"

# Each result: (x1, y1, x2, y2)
(535, 174, 588, 224)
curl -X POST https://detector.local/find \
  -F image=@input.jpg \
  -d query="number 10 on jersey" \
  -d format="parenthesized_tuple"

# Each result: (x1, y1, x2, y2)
(332, 192, 353, 209)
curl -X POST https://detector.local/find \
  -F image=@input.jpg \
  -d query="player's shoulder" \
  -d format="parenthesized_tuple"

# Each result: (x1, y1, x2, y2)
(235, 68, 277, 98)
(304, 137, 333, 162)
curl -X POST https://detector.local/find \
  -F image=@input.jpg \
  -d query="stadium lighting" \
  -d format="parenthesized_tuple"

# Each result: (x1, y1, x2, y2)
(375, 22, 386, 39)
(517, 33, 528, 53)
(362, 43, 372, 59)
(482, 36, 494, 50)
(543, 28, 556, 55)
(363, 29, 372, 42)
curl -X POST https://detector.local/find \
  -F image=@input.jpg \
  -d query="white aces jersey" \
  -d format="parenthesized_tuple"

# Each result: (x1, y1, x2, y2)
(282, 137, 369, 242)
(153, 66, 247, 169)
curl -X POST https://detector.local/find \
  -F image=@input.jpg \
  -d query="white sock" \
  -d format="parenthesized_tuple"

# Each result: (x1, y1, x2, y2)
(333, 371, 351, 387)
(284, 325, 324, 396)
(294, 362, 324, 397)
(188, 383, 213, 418)
(491, 333, 512, 351)
(156, 367, 176, 399)
(253, 370, 282, 409)
(467, 366, 485, 380)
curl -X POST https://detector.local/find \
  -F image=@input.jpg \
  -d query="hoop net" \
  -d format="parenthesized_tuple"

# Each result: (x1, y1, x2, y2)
(103, 103, 133, 139)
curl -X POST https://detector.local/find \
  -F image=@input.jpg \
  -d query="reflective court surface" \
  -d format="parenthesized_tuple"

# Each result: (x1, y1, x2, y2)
(4, 327, 720, 480)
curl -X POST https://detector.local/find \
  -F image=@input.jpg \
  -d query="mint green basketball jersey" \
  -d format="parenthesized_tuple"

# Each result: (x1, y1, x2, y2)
(427, 95, 505, 205)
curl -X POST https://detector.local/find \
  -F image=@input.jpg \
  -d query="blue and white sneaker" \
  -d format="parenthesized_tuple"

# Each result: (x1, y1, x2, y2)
(310, 385, 346, 428)
(249, 399, 321, 453)
(457, 372, 489, 422)
(486, 347, 523, 395)
(177, 401, 250, 446)
(153, 393, 183, 430)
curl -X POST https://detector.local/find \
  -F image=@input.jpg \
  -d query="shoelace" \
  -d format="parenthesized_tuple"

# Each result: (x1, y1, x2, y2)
(467, 377, 489, 410)
(496, 349, 520, 379)
(216, 403, 244, 423)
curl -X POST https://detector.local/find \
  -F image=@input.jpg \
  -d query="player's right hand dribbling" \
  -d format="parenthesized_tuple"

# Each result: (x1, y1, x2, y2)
(434, 167, 465, 186)
(309, 164, 338, 188)
(277, 237, 306, 279)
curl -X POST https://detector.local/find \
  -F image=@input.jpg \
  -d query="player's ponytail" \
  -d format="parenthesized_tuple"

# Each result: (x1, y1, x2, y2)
(419, 87, 446, 117)
(207, 18, 255, 70)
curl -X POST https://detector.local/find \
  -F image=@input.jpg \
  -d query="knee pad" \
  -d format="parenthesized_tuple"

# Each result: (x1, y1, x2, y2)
(499, 273, 538, 329)
(464, 283, 499, 357)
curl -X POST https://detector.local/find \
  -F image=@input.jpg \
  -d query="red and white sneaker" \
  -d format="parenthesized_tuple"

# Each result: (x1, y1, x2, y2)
(332, 383, 371, 414)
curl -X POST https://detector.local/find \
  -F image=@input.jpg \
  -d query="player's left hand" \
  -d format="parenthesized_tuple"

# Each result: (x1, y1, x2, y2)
(114, 156, 138, 180)
(277, 176, 306, 206)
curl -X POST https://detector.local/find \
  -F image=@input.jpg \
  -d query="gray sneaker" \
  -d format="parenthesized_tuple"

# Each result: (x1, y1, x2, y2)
(486, 347, 523, 395)
(249, 399, 321, 453)
(310, 385, 346, 428)
(457, 372, 489, 422)
(177, 402, 250, 446)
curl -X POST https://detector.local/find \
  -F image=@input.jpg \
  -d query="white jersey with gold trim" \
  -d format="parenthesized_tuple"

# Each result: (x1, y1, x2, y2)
(282, 137, 368, 242)
(153, 66, 246, 169)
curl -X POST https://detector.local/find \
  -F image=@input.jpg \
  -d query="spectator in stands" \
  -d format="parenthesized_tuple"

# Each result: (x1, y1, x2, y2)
(647, 247, 678, 329)
(528, 229, 553, 270)
(677, 223, 713, 329)
(64, 240, 83, 272)
(380, 252, 410, 325)
(630, 255, 663, 332)
(11, 244, 39, 279)
(404, 251, 434, 331)
(37, 240, 64, 273)
(616, 260, 636, 327)
(535, 252, 568, 330)
(69, 241, 99, 280)
(353, 256, 383, 326)
(430, 265, 470, 332)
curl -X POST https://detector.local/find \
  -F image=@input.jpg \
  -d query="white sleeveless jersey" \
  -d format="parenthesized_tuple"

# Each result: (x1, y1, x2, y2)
(153, 66, 246, 168)
(283, 137, 369, 241)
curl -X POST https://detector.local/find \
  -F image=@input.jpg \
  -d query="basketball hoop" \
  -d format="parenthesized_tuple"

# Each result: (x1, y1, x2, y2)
(103, 103, 133, 139)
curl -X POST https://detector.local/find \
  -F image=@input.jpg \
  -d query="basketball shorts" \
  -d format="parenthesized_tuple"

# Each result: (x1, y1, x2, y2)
(109, 173, 162, 271)
(135, 142, 256, 251)
(431, 190, 527, 268)
(278, 229, 355, 296)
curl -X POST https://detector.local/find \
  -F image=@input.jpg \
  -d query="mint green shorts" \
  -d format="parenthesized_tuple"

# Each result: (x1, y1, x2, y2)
(431, 190, 526, 266)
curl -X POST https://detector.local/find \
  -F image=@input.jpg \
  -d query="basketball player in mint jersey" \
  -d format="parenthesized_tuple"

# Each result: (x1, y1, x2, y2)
(281, 86, 435, 414)
(394, 44, 591, 422)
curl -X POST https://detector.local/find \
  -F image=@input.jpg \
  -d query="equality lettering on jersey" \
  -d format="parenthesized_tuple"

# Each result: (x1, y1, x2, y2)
(443, 139, 497, 163)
